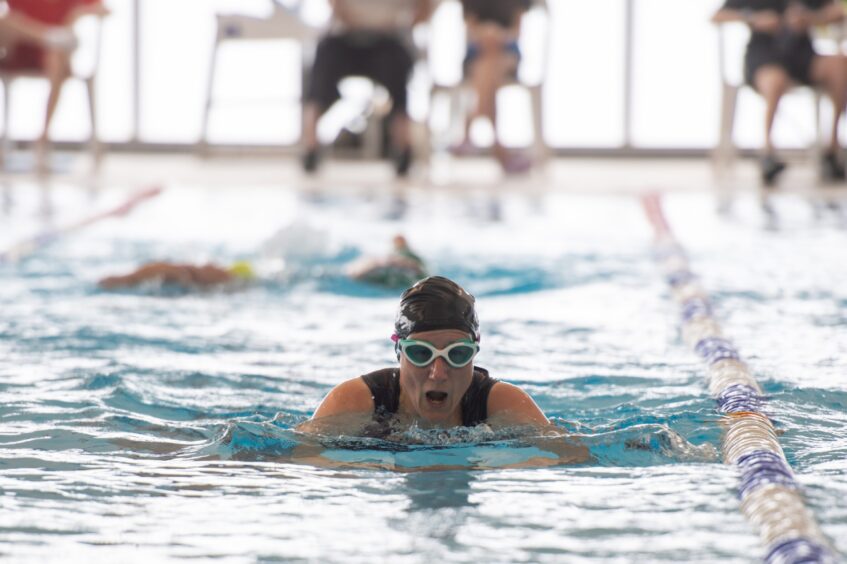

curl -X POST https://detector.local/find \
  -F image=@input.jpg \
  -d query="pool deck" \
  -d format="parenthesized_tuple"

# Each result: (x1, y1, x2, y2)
(1, 152, 845, 201)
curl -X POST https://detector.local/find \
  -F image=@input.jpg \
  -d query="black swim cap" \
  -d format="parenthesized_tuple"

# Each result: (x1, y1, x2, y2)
(394, 276, 480, 342)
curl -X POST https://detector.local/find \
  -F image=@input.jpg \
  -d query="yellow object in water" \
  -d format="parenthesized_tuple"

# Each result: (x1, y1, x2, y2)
(228, 260, 256, 281)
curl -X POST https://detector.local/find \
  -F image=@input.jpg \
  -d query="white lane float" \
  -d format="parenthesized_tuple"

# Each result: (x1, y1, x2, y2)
(642, 193, 837, 564)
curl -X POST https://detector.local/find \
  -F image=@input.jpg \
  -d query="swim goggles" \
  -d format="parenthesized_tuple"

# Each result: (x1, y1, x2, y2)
(397, 338, 479, 368)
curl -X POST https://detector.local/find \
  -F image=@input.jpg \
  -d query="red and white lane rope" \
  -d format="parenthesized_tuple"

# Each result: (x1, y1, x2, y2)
(0, 185, 163, 264)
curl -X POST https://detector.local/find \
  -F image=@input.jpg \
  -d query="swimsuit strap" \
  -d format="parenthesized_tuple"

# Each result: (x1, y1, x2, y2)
(359, 366, 498, 427)
(461, 366, 497, 426)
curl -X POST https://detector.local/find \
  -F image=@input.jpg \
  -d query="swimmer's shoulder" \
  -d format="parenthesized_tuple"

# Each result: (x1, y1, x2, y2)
(486, 381, 549, 427)
(310, 376, 375, 420)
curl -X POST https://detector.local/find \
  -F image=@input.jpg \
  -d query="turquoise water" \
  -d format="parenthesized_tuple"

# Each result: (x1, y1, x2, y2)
(1, 183, 845, 562)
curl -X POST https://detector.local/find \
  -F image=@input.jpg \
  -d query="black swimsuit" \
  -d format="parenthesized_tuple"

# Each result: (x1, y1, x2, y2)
(722, 0, 831, 87)
(360, 366, 498, 434)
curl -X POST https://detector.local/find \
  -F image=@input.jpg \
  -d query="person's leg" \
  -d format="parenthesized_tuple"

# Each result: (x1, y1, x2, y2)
(302, 35, 346, 171)
(34, 48, 71, 170)
(40, 49, 71, 141)
(753, 65, 792, 184)
(466, 25, 519, 171)
(754, 65, 792, 154)
(0, 12, 75, 50)
(810, 54, 847, 179)
(369, 36, 414, 175)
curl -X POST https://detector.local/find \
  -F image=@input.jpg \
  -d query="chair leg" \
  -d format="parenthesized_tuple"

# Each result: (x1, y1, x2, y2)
(529, 84, 548, 166)
(86, 77, 102, 173)
(812, 91, 823, 179)
(200, 33, 222, 148)
(714, 83, 739, 176)
(1, 77, 10, 169)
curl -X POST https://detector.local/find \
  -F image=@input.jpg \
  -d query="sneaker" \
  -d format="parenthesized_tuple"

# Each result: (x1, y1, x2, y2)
(500, 152, 533, 175)
(449, 140, 481, 157)
(302, 147, 320, 174)
(760, 154, 786, 187)
(394, 147, 412, 177)
(821, 151, 846, 181)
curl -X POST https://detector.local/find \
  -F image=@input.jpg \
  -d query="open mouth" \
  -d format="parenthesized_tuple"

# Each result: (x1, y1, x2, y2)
(425, 391, 448, 404)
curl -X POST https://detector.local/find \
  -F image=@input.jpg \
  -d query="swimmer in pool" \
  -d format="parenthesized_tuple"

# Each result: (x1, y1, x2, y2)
(296, 276, 589, 466)
(346, 235, 428, 289)
(98, 260, 256, 290)
(98, 235, 426, 291)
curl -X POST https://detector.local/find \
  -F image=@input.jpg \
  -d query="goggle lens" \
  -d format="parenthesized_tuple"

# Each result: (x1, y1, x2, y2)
(448, 345, 476, 366)
(399, 339, 478, 368)
(404, 344, 435, 365)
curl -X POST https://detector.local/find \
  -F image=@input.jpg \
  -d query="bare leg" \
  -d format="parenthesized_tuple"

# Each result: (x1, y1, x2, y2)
(301, 101, 323, 173)
(390, 112, 411, 151)
(301, 102, 321, 151)
(0, 13, 75, 50)
(468, 47, 517, 168)
(754, 65, 792, 155)
(811, 54, 847, 152)
(36, 49, 71, 171)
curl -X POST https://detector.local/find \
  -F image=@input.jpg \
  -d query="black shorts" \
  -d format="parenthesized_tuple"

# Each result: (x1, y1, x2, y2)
(745, 35, 817, 88)
(305, 32, 414, 114)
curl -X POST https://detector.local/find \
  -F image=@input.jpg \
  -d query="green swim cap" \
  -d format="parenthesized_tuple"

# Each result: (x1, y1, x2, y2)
(228, 261, 256, 280)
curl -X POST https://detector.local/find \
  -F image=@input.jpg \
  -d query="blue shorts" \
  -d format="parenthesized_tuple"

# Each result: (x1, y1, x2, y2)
(463, 41, 521, 78)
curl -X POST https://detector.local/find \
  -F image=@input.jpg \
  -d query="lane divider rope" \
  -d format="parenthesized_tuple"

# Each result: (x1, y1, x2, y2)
(641, 193, 837, 564)
(0, 185, 163, 264)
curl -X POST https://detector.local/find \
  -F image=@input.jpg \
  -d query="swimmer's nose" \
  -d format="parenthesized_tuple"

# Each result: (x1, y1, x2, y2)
(428, 356, 449, 381)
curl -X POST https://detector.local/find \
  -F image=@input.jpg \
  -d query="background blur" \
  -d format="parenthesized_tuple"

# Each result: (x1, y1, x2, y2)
(1, 0, 833, 156)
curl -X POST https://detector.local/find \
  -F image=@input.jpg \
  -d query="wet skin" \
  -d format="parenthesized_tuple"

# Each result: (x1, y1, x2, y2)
(396, 329, 476, 428)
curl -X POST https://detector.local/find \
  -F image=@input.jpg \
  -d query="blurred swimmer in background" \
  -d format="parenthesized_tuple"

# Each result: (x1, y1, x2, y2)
(346, 235, 427, 289)
(98, 234, 425, 292)
(97, 260, 256, 291)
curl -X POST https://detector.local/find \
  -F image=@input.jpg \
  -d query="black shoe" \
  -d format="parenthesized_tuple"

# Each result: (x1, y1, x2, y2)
(394, 147, 412, 177)
(302, 148, 320, 174)
(760, 154, 786, 187)
(821, 151, 846, 181)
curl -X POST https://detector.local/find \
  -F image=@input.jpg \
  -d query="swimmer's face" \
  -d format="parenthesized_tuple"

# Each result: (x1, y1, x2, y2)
(398, 329, 475, 426)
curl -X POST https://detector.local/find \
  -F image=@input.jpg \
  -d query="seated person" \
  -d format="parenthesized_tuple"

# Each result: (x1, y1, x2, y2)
(296, 275, 590, 466)
(98, 261, 256, 291)
(0, 0, 108, 169)
(301, 0, 432, 177)
(454, 0, 533, 174)
(712, 0, 847, 185)
(346, 234, 427, 289)
(0, 5, 75, 50)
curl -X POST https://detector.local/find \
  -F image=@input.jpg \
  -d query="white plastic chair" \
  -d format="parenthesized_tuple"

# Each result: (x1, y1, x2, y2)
(713, 21, 833, 178)
(0, 12, 105, 172)
(200, 0, 319, 146)
(429, 0, 550, 167)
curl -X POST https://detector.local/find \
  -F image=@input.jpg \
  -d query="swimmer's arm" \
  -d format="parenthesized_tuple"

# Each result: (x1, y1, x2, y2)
(190, 264, 235, 287)
(291, 378, 392, 469)
(486, 382, 591, 466)
(98, 262, 195, 289)
(295, 377, 374, 434)
(487, 382, 550, 426)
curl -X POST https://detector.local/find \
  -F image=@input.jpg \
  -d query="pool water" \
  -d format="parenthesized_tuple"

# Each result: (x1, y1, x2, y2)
(1, 182, 845, 562)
